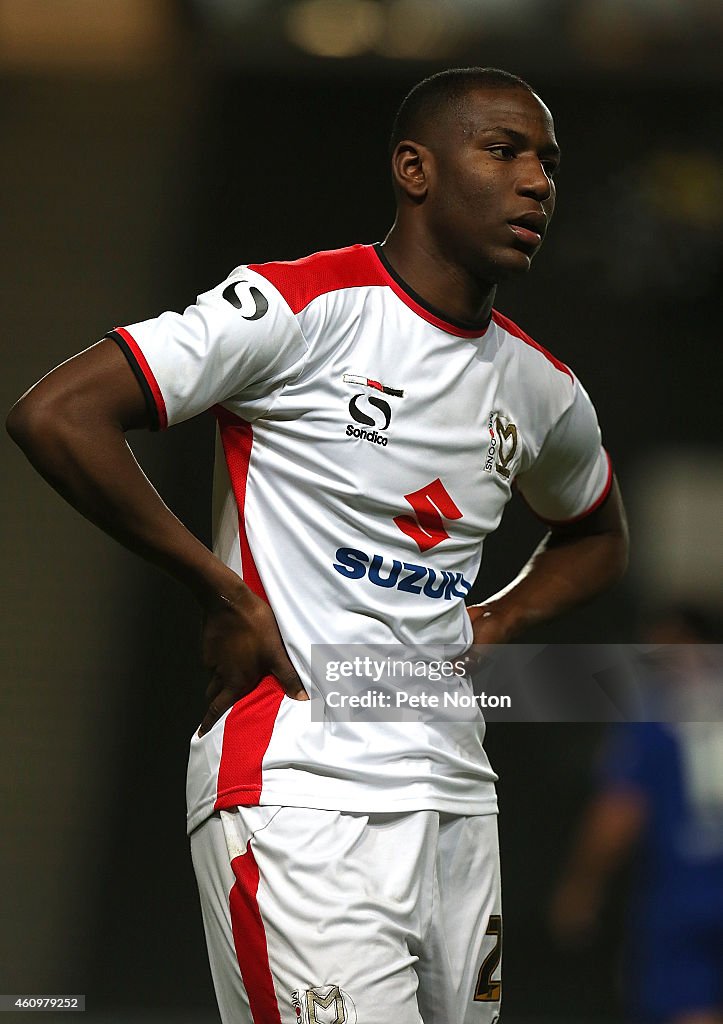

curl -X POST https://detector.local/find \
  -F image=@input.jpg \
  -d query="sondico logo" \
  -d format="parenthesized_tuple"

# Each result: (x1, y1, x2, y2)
(291, 985, 357, 1024)
(394, 478, 463, 553)
(222, 279, 269, 320)
(484, 412, 518, 479)
(343, 373, 403, 448)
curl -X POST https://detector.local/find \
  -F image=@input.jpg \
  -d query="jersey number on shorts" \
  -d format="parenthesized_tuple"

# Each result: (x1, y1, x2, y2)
(474, 914, 502, 1002)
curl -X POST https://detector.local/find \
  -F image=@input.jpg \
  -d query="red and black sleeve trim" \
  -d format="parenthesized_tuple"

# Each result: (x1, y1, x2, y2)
(516, 450, 614, 526)
(539, 451, 614, 526)
(106, 328, 168, 430)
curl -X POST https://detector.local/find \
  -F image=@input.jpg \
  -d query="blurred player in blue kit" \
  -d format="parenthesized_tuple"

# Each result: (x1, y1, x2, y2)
(552, 607, 723, 1024)
(9, 68, 628, 1023)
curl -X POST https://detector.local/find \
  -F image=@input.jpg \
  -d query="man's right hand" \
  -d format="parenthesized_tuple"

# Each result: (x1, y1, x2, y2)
(197, 579, 307, 737)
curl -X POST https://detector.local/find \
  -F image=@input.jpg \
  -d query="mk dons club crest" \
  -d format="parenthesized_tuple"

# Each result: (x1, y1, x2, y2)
(484, 411, 519, 480)
(291, 985, 357, 1024)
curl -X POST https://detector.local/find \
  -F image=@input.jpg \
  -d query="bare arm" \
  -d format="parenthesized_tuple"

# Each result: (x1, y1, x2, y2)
(468, 478, 629, 644)
(7, 339, 306, 732)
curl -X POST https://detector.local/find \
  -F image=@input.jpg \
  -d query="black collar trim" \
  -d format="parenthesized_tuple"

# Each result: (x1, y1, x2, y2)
(373, 244, 492, 334)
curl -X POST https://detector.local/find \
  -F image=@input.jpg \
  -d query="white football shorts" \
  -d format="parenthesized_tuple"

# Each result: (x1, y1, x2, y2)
(190, 805, 502, 1024)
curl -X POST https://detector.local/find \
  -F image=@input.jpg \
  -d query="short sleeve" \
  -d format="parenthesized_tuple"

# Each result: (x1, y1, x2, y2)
(107, 266, 308, 429)
(516, 374, 612, 523)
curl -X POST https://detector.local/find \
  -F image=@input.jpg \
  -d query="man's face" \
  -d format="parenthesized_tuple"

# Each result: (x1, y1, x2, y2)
(421, 87, 560, 284)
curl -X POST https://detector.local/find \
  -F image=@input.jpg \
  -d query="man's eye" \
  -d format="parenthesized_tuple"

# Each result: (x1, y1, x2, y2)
(488, 145, 515, 160)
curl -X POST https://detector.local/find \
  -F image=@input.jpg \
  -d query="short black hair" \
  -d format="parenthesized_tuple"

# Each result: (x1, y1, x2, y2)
(389, 67, 536, 156)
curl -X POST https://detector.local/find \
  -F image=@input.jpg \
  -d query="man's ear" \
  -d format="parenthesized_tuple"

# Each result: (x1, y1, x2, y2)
(391, 141, 430, 202)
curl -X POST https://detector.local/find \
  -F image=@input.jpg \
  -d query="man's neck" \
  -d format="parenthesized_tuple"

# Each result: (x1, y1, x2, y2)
(380, 225, 497, 327)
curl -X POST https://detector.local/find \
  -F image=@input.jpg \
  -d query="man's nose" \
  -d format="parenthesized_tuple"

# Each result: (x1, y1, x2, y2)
(518, 158, 553, 202)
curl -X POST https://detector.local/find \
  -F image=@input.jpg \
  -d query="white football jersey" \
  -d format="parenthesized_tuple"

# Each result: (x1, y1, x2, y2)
(109, 244, 612, 832)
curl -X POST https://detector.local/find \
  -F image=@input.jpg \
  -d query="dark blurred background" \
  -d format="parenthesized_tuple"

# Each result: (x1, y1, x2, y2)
(2, 1, 722, 1021)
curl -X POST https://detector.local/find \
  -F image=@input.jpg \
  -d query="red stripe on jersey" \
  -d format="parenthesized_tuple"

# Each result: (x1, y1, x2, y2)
(491, 310, 573, 381)
(113, 327, 168, 429)
(215, 406, 267, 601)
(213, 406, 285, 807)
(538, 450, 614, 525)
(249, 244, 384, 315)
(229, 845, 283, 1024)
(214, 678, 285, 807)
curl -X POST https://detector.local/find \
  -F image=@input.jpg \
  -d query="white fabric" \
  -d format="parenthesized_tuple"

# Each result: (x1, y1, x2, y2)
(190, 805, 502, 1024)
(121, 245, 610, 830)
(124, 268, 308, 424)
(515, 375, 609, 521)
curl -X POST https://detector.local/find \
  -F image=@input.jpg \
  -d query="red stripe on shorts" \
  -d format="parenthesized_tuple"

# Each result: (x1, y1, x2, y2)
(229, 845, 282, 1024)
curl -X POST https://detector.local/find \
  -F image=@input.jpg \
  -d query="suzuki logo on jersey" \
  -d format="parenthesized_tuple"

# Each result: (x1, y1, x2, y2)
(393, 478, 463, 553)
(333, 547, 472, 600)
(485, 412, 519, 480)
(222, 279, 269, 320)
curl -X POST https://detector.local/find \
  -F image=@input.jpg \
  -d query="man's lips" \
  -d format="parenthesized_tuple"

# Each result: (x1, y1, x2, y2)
(508, 213, 547, 248)
(509, 223, 542, 247)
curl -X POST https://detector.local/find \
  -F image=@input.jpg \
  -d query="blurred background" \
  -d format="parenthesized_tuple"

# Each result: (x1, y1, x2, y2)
(2, 1, 722, 1021)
